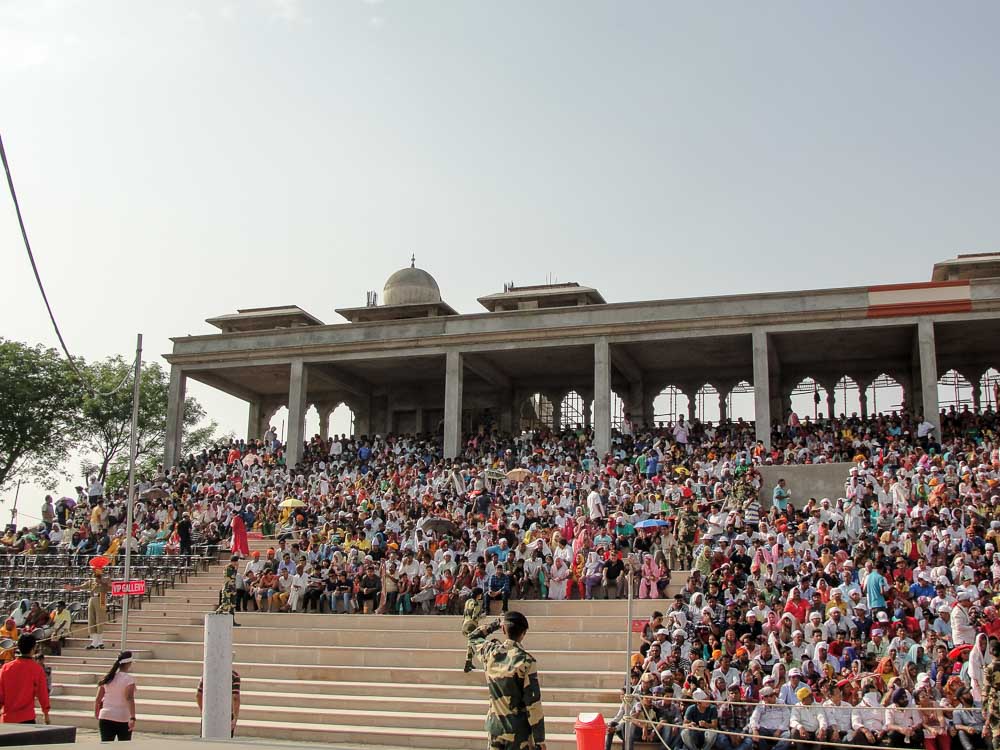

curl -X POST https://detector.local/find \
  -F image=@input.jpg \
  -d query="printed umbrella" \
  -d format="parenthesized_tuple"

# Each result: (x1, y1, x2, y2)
(279, 498, 306, 509)
(422, 518, 460, 536)
(506, 468, 532, 482)
(635, 519, 670, 529)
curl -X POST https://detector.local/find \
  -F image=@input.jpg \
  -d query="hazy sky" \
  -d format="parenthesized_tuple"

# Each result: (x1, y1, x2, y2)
(2, 1, 998, 512)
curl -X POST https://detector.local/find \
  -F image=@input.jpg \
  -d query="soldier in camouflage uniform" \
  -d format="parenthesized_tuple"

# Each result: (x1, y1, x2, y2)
(675, 500, 699, 569)
(983, 641, 1000, 750)
(468, 611, 546, 750)
(463, 587, 485, 673)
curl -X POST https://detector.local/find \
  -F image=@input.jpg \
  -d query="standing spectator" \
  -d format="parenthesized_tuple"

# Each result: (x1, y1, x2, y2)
(0, 634, 50, 725)
(94, 651, 136, 741)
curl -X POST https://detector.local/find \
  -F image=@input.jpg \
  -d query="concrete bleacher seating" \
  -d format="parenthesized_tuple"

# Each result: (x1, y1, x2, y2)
(44, 539, 685, 750)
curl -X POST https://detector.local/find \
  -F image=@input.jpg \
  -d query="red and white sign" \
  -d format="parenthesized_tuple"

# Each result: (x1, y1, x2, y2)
(111, 580, 146, 596)
(631, 619, 646, 633)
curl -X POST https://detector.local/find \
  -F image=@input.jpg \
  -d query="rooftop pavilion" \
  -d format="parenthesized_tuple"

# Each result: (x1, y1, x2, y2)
(165, 254, 1000, 466)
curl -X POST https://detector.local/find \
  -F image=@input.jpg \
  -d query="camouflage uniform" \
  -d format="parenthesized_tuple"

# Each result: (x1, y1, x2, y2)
(468, 619, 546, 750)
(675, 506, 699, 569)
(216, 562, 237, 615)
(462, 596, 484, 671)
(984, 660, 1000, 750)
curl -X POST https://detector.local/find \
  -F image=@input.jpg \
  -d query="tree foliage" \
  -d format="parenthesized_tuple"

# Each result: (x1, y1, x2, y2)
(79, 359, 219, 488)
(0, 339, 83, 492)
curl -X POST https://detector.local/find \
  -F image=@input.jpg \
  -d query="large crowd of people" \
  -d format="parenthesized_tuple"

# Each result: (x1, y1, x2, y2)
(2, 403, 999, 747)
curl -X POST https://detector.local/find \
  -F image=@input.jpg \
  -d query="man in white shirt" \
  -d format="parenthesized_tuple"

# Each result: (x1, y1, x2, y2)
(586, 485, 605, 521)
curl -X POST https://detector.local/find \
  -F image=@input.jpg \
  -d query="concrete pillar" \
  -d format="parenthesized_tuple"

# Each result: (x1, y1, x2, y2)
(286, 360, 309, 468)
(858, 390, 869, 419)
(317, 405, 333, 442)
(718, 392, 728, 423)
(823, 382, 837, 421)
(414, 407, 425, 434)
(247, 399, 263, 441)
(550, 396, 563, 432)
(917, 321, 940, 434)
(164, 366, 187, 467)
(594, 339, 611, 456)
(201, 613, 233, 739)
(686, 391, 697, 423)
(972, 381, 983, 413)
(751, 330, 772, 448)
(642, 389, 655, 428)
(444, 351, 464, 459)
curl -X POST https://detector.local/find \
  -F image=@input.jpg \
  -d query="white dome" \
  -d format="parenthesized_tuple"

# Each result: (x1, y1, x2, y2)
(383, 265, 441, 306)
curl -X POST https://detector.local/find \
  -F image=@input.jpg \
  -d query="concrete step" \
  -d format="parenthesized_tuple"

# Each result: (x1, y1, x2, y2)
(50, 694, 596, 733)
(62, 638, 628, 670)
(123, 611, 641, 632)
(152, 623, 629, 650)
(49, 711, 584, 750)
(46, 657, 625, 688)
(54, 683, 616, 717)
(53, 669, 619, 702)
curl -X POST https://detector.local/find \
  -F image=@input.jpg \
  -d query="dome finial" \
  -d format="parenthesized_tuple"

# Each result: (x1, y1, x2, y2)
(410, 253, 416, 268)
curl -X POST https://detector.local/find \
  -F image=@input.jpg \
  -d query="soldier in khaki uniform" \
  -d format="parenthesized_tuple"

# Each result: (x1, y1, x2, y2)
(462, 587, 484, 673)
(468, 611, 546, 750)
(982, 640, 1000, 750)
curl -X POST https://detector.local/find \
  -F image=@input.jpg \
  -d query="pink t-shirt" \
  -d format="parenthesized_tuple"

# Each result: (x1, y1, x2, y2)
(98, 672, 135, 723)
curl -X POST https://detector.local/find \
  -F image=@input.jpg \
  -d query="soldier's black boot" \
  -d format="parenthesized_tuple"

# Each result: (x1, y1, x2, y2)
(463, 659, 473, 673)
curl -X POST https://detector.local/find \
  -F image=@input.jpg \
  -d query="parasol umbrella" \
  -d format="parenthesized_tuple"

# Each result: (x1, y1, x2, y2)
(506, 468, 532, 482)
(242, 454, 262, 466)
(89, 555, 111, 570)
(59, 496, 77, 508)
(635, 519, 670, 529)
(139, 487, 168, 501)
(422, 518, 460, 536)
(279, 498, 306, 509)
(948, 644, 973, 660)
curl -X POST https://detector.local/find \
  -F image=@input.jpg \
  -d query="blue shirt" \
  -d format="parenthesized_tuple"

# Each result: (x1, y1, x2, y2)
(866, 571, 887, 609)
(484, 545, 510, 562)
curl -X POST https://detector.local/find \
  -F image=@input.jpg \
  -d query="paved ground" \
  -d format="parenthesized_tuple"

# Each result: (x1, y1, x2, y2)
(71, 727, 436, 749)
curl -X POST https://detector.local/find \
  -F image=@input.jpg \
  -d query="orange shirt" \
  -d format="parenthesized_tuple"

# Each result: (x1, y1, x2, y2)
(0, 656, 50, 723)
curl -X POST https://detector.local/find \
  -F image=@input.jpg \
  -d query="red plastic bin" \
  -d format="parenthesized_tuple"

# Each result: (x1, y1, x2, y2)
(574, 712, 606, 750)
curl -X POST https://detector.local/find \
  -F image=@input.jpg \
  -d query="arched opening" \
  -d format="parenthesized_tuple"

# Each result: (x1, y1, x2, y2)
(729, 380, 755, 422)
(833, 375, 862, 419)
(561, 390, 589, 429)
(611, 392, 625, 430)
(865, 373, 904, 416)
(938, 369, 973, 415)
(982, 368, 1000, 412)
(695, 383, 720, 424)
(789, 377, 828, 421)
(652, 386, 690, 428)
(520, 393, 555, 430)
(330, 403, 355, 438)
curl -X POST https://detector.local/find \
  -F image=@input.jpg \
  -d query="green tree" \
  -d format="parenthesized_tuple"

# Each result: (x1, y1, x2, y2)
(79, 359, 218, 488)
(0, 339, 83, 492)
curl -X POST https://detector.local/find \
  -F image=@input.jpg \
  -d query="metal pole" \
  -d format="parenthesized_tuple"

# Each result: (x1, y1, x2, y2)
(11, 480, 20, 526)
(624, 566, 634, 688)
(120, 333, 142, 650)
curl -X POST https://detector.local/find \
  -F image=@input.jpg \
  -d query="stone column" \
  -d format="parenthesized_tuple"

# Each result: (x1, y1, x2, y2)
(718, 392, 728, 423)
(201, 614, 233, 739)
(823, 382, 837, 421)
(317, 404, 333, 442)
(286, 360, 309, 468)
(752, 330, 772, 448)
(683, 388, 697, 423)
(917, 321, 940, 434)
(642, 388, 655, 428)
(247, 399, 263, 441)
(415, 408, 425, 434)
(858, 390, 869, 419)
(594, 338, 611, 457)
(164, 365, 186, 467)
(549, 395, 563, 432)
(972, 380, 983, 413)
(444, 351, 464, 459)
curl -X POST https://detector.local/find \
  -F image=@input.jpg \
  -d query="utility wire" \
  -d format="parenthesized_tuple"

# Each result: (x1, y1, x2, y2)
(1, 132, 136, 397)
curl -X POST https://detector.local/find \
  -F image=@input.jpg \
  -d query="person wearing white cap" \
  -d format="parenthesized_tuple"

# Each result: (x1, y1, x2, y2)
(779, 669, 803, 706)
(748, 687, 791, 750)
(951, 591, 977, 646)
(680, 689, 718, 750)
(95, 650, 137, 741)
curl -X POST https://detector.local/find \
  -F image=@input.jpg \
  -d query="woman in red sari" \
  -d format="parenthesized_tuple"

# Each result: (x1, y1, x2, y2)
(434, 569, 455, 613)
(230, 512, 250, 558)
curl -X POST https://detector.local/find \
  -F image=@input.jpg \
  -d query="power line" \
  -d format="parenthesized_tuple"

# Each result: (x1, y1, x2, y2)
(0, 133, 135, 397)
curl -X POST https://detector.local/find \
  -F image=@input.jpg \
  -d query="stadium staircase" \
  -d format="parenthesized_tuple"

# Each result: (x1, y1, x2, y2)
(46, 539, 685, 750)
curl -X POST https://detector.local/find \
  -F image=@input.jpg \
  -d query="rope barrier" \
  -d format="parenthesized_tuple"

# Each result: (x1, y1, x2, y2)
(618, 689, 984, 714)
